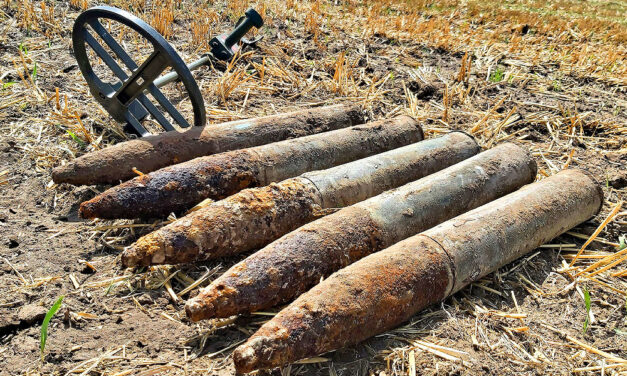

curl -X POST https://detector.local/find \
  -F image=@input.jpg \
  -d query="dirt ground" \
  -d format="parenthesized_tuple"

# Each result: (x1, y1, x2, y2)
(1, 0, 626, 375)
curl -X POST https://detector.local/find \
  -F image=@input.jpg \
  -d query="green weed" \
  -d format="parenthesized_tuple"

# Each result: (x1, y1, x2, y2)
(40, 296, 64, 358)
(582, 287, 591, 334)
(66, 130, 85, 147)
(489, 67, 504, 82)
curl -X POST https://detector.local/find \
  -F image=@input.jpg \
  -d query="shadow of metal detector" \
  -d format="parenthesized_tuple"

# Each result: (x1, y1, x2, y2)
(72, 6, 263, 136)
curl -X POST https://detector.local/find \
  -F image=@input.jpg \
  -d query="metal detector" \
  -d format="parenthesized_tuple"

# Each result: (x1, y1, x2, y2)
(72, 6, 263, 136)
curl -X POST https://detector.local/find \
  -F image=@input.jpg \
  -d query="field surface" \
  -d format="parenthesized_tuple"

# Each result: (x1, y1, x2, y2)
(0, 0, 626, 375)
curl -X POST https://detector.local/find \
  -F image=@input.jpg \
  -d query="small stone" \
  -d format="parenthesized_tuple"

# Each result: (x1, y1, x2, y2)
(402, 208, 414, 217)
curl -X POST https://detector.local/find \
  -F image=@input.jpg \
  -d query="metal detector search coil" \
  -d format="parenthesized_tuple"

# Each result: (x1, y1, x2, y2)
(72, 6, 263, 136)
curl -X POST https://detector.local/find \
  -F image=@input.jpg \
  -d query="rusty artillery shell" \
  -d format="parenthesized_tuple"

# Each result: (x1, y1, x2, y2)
(52, 104, 364, 185)
(185, 143, 537, 321)
(232, 169, 603, 372)
(121, 132, 480, 266)
(79, 116, 423, 219)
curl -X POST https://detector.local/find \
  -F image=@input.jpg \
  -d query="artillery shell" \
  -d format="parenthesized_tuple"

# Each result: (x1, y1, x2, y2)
(122, 132, 479, 266)
(79, 116, 423, 219)
(52, 104, 363, 185)
(185, 143, 537, 321)
(232, 169, 602, 372)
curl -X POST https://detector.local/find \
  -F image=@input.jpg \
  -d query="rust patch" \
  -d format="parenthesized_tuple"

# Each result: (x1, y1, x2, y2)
(163, 181, 180, 191)
(232, 236, 452, 372)
(121, 178, 322, 266)
(185, 205, 386, 321)
(186, 143, 537, 321)
(230, 169, 604, 372)
(425, 168, 603, 294)
(125, 131, 483, 266)
(79, 117, 422, 220)
(53, 104, 364, 186)
(79, 150, 261, 219)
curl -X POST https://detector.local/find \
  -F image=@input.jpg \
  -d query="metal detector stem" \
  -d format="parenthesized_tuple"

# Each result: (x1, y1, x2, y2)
(153, 55, 211, 88)
(152, 8, 263, 89)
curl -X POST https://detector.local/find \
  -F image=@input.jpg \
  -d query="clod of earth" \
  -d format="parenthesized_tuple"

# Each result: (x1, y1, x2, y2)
(185, 143, 537, 321)
(122, 131, 480, 266)
(78, 116, 424, 219)
(17, 304, 47, 325)
(52, 104, 364, 185)
(232, 169, 603, 372)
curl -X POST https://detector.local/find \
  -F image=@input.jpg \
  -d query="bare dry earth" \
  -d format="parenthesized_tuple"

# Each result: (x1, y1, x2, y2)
(1, 1, 626, 375)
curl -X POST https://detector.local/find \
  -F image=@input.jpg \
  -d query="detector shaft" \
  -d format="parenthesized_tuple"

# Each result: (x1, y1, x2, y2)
(153, 55, 211, 88)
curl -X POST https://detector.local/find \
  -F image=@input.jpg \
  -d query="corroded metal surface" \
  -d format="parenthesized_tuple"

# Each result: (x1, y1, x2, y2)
(303, 131, 479, 208)
(232, 169, 603, 372)
(52, 104, 364, 185)
(121, 178, 321, 266)
(79, 116, 423, 219)
(79, 151, 259, 219)
(122, 132, 479, 266)
(185, 143, 537, 321)
(429, 168, 603, 294)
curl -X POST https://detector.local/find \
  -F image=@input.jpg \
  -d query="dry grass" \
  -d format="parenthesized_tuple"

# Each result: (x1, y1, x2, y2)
(0, 0, 625, 375)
